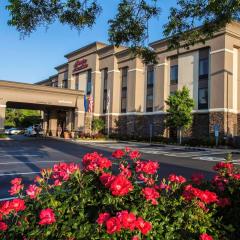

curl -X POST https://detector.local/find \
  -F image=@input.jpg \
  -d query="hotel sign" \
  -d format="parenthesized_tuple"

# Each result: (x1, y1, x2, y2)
(73, 59, 88, 73)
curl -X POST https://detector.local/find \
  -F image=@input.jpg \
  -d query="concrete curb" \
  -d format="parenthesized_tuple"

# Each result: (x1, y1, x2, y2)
(44, 137, 240, 154)
(0, 138, 12, 141)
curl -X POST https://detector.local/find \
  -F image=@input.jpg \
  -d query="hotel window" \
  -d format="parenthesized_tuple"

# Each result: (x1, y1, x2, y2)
(170, 65, 178, 84)
(62, 79, 68, 88)
(198, 48, 209, 109)
(75, 74, 79, 90)
(121, 67, 128, 113)
(86, 69, 92, 95)
(199, 58, 209, 79)
(198, 88, 208, 107)
(146, 65, 154, 112)
(102, 68, 108, 113)
(63, 72, 68, 88)
(52, 80, 58, 87)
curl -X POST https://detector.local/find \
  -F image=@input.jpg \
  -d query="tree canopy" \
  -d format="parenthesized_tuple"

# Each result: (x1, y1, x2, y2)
(5, 0, 240, 62)
(164, 0, 240, 49)
(5, 109, 41, 128)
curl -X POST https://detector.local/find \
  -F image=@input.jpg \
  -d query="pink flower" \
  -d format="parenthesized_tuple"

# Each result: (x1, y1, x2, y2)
(129, 150, 141, 160)
(100, 173, 115, 188)
(112, 149, 125, 159)
(8, 183, 23, 195)
(109, 175, 133, 196)
(199, 233, 213, 240)
(142, 187, 160, 205)
(8, 178, 24, 196)
(54, 179, 62, 186)
(183, 185, 218, 204)
(125, 147, 131, 153)
(0, 201, 12, 216)
(135, 217, 152, 235)
(211, 175, 228, 191)
(52, 162, 79, 181)
(39, 208, 56, 225)
(136, 160, 159, 175)
(10, 199, 26, 212)
(0, 221, 8, 231)
(158, 182, 171, 190)
(82, 152, 111, 172)
(11, 178, 22, 185)
(106, 217, 121, 234)
(232, 173, 240, 180)
(117, 210, 136, 231)
(168, 174, 186, 184)
(213, 162, 233, 174)
(119, 164, 132, 178)
(199, 190, 218, 204)
(132, 236, 139, 240)
(97, 213, 110, 225)
(26, 184, 42, 199)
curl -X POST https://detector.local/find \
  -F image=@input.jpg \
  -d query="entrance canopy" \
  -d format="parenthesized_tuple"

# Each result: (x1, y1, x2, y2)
(0, 80, 85, 132)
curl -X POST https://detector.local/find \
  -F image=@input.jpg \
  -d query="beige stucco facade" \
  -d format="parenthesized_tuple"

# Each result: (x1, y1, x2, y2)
(32, 21, 240, 140)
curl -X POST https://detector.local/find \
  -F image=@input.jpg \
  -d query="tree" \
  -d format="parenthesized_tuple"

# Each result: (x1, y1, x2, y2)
(165, 86, 194, 144)
(5, 1, 239, 62)
(5, 0, 160, 63)
(108, 0, 160, 64)
(5, 109, 41, 128)
(164, 0, 240, 49)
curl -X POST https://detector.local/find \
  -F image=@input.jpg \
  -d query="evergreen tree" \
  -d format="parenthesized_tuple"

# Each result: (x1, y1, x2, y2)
(165, 86, 194, 144)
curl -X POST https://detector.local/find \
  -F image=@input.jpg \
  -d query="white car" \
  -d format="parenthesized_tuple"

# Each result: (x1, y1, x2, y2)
(9, 128, 22, 135)
(4, 128, 11, 134)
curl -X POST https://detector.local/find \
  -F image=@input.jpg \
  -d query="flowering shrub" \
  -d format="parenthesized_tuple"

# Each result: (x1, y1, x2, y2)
(0, 149, 239, 239)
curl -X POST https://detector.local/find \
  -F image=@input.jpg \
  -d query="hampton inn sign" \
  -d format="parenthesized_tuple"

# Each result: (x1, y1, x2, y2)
(73, 59, 88, 73)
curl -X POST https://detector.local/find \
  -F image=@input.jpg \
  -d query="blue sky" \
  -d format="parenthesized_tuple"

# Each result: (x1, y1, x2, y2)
(0, 0, 176, 83)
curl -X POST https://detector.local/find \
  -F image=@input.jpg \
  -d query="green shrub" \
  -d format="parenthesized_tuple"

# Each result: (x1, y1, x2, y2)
(92, 118, 105, 134)
(0, 134, 7, 139)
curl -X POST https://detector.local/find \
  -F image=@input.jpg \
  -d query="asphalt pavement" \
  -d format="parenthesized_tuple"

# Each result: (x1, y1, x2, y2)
(0, 136, 239, 200)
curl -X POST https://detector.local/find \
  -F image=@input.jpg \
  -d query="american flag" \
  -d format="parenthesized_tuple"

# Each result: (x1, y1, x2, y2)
(88, 95, 94, 113)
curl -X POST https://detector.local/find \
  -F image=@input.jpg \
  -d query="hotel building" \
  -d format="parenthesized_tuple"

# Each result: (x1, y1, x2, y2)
(36, 22, 240, 141)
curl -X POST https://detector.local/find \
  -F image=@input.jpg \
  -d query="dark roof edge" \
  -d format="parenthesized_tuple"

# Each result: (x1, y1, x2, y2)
(35, 79, 51, 84)
(64, 41, 108, 58)
(55, 63, 68, 70)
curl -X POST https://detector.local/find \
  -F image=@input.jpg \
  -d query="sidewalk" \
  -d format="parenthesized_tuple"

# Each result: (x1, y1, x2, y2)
(52, 137, 240, 154)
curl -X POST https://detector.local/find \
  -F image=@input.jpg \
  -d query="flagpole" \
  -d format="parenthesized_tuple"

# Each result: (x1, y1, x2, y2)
(83, 94, 88, 135)
(90, 84, 94, 137)
(107, 88, 110, 138)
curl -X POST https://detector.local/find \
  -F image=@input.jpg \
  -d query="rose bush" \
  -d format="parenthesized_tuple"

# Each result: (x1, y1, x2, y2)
(0, 149, 239, 239)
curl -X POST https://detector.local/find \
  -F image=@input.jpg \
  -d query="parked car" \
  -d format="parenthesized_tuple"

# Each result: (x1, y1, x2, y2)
(4, 128, 12, 135)
(25, 125, 44, 136)
(8, 128, 22, 135)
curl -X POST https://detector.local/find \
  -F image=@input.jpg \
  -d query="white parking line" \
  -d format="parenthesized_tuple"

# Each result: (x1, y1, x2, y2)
(192, 156, 226, 161)
(0, 172, 40, 177)
(0, 197, 15, 202)
(0, 150, 25, 153)
(0, 154, 41, 157)
(0, 160, 62, 165)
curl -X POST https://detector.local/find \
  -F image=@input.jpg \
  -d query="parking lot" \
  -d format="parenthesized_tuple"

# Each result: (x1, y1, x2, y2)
(0, 136, 239, 200)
